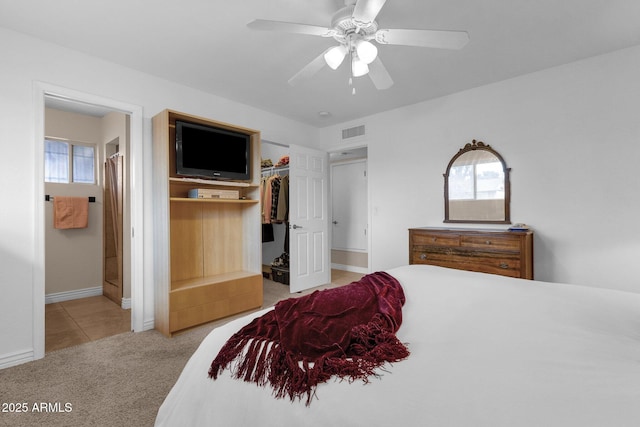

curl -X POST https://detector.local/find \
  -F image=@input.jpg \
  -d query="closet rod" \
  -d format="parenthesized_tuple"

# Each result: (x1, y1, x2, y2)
(262, 140, 289, 148)
(45, 195, 96, 202)
(261, 165, 289, 176)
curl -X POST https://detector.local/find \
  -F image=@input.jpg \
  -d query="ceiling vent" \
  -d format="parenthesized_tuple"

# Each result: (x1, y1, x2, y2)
(342, 124, 365, 140)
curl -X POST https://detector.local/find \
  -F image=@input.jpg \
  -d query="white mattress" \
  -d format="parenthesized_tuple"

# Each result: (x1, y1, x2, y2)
(155, 265, 640, 427)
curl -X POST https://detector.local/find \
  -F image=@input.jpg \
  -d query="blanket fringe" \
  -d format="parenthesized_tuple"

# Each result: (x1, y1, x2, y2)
(208, 313, 410, 406)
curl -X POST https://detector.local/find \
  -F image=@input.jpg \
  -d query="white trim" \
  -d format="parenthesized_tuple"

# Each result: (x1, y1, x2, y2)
(121, 298, 131, 310)
(0, 350, 35, 370)
(331, 263, 369, 274)
(33, 82, 146, 364)
(127, 96, 146, 333)
(143, 318, 155, 331)
(332, 247, 368, 253)
(45, 287, 102, 304)
(33, 84, 46, 362)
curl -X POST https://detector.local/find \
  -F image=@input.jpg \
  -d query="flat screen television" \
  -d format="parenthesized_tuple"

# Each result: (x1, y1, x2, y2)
(175, 120, 251, 181)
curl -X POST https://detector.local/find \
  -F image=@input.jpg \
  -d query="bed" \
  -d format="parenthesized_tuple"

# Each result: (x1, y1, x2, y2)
(155, 265, 640, 427)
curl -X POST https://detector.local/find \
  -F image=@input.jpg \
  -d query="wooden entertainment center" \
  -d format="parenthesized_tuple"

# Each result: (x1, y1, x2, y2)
(152, 109, 263, 336)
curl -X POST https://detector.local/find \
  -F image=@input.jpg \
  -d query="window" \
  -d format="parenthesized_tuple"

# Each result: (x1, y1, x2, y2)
(45, 139, 96, 184)
(449, 160, 504, 200)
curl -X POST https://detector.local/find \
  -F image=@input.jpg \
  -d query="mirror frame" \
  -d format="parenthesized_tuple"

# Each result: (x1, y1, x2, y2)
(443, 140, 511, 224)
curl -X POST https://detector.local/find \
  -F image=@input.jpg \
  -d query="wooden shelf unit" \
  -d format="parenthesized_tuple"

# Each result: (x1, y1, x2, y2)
(169, 197, 259, 204)
(153, 109, 263, 336)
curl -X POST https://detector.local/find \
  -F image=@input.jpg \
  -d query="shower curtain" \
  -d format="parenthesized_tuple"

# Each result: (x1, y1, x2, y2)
(106, 155, 122, 254)
(104, 155, 123, 302)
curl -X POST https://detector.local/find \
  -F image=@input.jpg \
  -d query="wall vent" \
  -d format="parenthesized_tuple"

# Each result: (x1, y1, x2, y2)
(341, 124, 365, 140)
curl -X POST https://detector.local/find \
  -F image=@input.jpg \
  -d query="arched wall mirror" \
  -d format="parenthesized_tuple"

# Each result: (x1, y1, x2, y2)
(444, 140, 511, 223)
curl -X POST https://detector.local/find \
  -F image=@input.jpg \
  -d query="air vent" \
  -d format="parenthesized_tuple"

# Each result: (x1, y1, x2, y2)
(341, 125, 365, 140)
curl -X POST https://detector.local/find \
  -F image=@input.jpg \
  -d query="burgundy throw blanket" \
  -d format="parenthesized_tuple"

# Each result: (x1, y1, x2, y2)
(208, 271, 409, 405)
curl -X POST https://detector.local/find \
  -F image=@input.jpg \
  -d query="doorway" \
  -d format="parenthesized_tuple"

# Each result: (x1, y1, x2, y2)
(43, 99, 129, 351)
(329, 147, 369, 274)
(34, 83, 145, 361)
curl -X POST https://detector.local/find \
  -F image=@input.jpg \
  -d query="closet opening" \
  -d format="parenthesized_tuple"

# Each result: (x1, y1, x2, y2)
(261, 141, 290, 287)
(261, 141, 331, 293)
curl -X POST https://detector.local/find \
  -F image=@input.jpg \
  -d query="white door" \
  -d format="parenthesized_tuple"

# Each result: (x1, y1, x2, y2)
(331, 159, 368, 252)
(288, 144, 330, 292)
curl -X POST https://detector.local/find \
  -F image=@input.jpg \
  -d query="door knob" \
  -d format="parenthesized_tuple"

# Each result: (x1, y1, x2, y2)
(291, 224, 302, 229)
(332, 220, 338, 224)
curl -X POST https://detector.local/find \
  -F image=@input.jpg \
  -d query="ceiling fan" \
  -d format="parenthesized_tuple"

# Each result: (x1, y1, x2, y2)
(247, 0, 469, 92)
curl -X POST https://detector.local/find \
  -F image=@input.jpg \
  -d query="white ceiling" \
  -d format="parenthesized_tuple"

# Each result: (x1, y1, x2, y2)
(2, 0, 640, 127)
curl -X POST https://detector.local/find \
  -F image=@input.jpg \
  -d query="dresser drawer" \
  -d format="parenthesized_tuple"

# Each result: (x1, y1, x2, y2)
(412, 247, 522, 277)
(460, 234, 521, 251)
(410, 231, 460, 247)
(409, 227, 534, 279)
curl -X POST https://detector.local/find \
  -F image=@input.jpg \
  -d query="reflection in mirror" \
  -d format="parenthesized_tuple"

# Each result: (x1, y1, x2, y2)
(444, 140, 510, 223)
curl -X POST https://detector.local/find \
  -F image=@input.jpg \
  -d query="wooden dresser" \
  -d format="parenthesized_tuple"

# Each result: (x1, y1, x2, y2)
(409, 227, 534, 279)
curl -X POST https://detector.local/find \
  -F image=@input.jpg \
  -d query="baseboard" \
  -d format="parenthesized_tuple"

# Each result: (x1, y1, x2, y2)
(331, 263, 368, 274)
(0, 349, 35, 370)
(121, 298, 131, 310)
(45, 286, 102, 304)
(143, 318, 155, 331)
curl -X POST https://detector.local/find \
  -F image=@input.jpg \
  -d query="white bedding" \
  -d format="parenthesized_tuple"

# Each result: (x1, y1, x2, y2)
(155, 265, 640, 427)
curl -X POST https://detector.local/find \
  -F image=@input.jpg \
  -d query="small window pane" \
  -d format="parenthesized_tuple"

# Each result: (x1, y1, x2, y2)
(44, 140, 69, 183)
(73, 145, 95, 184)
(449, 161, 504, 201)
(449, 164, 474, 200)
(476, 162, 504, 200)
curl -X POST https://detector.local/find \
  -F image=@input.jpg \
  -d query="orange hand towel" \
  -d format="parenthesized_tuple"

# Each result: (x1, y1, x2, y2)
(53, 196, 89, 229)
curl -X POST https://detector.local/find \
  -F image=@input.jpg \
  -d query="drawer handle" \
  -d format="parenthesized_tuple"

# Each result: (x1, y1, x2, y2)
(499, 263, 509, 269)
(420, 254, 427, 260)
(485, 240, 492, 245)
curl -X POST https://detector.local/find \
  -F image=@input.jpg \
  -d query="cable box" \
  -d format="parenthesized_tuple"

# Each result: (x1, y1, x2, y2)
(188, 188, 240, 199)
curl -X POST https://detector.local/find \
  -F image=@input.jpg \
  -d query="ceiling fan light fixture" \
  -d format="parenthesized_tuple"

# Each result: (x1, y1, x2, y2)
(248, 0, 468, 90)
(355, 39, 378, 64)
(324, 45, 347, 70)
(351, 57, 369, 77)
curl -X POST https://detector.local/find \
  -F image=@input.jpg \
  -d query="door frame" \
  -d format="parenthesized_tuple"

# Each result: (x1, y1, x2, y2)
(33, 82, 145, 360)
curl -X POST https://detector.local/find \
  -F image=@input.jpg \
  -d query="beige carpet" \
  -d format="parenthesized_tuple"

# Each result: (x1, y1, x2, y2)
(0, 272, 362, 427)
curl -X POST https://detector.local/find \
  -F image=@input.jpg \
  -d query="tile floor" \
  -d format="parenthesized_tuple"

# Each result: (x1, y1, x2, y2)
(45, 296, 131, 353)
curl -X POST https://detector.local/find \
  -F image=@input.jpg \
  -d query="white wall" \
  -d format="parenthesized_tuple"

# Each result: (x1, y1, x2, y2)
(319, 45, 640, 294)
(0, 27, 320, 368)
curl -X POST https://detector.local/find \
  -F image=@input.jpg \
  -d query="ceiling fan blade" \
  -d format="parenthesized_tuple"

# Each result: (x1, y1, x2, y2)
(368, 57, 393, 90)
(376, 28, 469, 49)
(288, 49, 330, 86)
(247, 19, 334, 37)
(352, 0, 387, 26)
